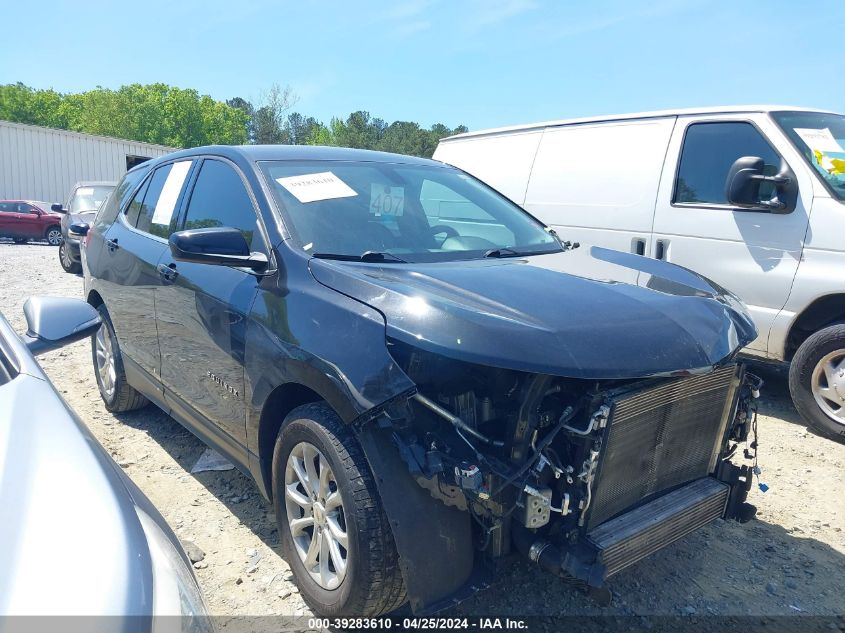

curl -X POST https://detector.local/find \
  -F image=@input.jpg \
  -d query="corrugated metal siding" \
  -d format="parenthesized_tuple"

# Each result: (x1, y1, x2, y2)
(0, 120, 174, 203)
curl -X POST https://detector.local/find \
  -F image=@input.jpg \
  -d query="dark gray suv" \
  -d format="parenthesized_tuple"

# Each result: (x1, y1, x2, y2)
(81, 145, 762, 617)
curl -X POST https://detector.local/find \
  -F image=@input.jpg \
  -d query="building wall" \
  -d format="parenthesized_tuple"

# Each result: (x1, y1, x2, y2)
(0, 120, 173, 204)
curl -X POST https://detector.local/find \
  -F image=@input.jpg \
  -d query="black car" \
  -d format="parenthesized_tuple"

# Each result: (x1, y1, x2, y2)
(54, 181, 116, 273)
(81, 145, 761, 617)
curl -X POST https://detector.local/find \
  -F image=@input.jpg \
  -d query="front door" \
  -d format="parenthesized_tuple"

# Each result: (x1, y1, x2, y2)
(651, 114, 815, 357)
(156, 158, 267, 454)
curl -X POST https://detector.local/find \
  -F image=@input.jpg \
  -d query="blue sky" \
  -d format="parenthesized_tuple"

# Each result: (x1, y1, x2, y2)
(2, 0, 841, 131)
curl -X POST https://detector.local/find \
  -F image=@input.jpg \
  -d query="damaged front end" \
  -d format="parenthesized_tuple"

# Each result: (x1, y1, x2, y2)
(359, 340, 763, 612)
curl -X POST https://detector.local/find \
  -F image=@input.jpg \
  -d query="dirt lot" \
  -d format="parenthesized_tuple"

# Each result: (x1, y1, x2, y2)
(2, 241, 844, 622)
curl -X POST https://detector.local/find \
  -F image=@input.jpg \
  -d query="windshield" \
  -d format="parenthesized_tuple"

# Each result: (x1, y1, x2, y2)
(70, 185, 114, 213)
(260, 160, 560, 262)
(772, 111, 845, 202)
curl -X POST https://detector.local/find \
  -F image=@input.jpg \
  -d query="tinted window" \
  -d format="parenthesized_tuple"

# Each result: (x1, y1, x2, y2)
(136, 161, 193, 239)
(17, 203, 34, 214)
(0, 202, 14, 213)
(675, 122, 781, 206)
(96, 167, 149, 230)
(182, 160, 264, 252)
(125, 178, 150, 228)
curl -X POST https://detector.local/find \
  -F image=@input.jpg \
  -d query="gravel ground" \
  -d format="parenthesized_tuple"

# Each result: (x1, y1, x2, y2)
(2, 241, 844, 623)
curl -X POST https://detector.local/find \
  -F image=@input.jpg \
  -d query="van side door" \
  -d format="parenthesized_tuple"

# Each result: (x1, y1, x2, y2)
(651, 114, 814, 357)
(523, 117, 676, 259)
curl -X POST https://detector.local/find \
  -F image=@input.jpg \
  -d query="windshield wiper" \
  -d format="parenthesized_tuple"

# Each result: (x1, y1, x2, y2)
(484, 247, 521, 258)
(360, 251, 407, 263)
(311, 251, 407, 263)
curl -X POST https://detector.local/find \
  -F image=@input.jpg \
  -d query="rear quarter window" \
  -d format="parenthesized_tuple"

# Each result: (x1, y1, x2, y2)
(95, 168, 149, 230)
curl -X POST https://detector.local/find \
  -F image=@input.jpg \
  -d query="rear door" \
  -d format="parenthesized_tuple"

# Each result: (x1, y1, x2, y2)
(15, 203, 44, 238)
(155, 157, 268, 458)
(524, 118, 676, 260)
(650, 114, 814, 357)
(0, 202, 16, 236)
(97, 160, 195, 388)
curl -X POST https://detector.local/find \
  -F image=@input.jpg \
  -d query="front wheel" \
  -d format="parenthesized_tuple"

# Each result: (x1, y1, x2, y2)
(91, 305, 149, 413)
(45, 226, 62, 246)
(59, 242, 81, 273)
(272, 403, 406, 617)
(789, 324, 845, 443)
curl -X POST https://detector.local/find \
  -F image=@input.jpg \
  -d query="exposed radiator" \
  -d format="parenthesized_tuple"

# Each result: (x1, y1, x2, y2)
(588, 477, 729, 576)
(587, 365, 738, 528)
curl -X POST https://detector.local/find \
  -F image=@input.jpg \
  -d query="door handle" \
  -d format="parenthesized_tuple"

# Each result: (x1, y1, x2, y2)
(157, 262, 178, 282)
(106, 238, 119, 252)
(632, 238, 646, 256)
(654, 239, 668, 260)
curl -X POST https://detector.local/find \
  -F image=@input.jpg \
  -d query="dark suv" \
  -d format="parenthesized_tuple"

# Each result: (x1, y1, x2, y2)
(82, 145, 761, 617)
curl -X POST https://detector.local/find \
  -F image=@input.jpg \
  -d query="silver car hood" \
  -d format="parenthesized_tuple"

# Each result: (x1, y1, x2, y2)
(0, 332, 153, 615)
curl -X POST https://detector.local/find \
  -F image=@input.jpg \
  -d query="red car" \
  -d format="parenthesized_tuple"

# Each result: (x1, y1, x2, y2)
(0, 201, 64, 245)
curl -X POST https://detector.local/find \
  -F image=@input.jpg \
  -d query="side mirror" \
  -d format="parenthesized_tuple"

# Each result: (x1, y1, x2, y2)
(69, 222, 90, 237)
(51, 203, 66, 213)
(725, 156, 798, 214)
(21, 296, 101, 356)
(169, 226, 269, 272)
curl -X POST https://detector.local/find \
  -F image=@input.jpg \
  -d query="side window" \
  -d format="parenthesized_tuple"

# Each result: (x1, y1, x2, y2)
(182, 160, 265, 253)
(16, 203, 33, 214)
(97, 168, 148, 229)
(135, 161, 193, 238)
(0, 202, 12, 213)
(125, 178, 150, 227)
(675, 122, 782, 206)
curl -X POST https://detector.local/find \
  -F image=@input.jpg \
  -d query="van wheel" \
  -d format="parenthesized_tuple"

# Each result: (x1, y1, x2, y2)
(789, 324, 845, 443)
(59, 242, 81, 273)
(272, 403, 406, 617)
(91, 305, 149, 413)
(45, 226, 62, 246)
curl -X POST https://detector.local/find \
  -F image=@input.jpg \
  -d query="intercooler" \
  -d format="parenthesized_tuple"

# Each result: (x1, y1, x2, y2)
(586, 364, 740, 529)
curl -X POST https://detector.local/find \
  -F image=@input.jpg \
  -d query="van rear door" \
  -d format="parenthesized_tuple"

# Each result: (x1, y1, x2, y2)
(523, 117, 675, 259)
(650, 113, 814, 358)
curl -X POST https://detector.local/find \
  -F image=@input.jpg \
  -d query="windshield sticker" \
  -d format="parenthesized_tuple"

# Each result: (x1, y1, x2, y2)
(370, 185, 405, 217)
(276, 172, 357, 203)
(795, 128, 845, 176)
(152, 160, 192, 225)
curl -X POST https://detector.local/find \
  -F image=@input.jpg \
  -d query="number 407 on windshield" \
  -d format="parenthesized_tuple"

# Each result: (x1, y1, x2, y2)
(370, 185, 405, 216)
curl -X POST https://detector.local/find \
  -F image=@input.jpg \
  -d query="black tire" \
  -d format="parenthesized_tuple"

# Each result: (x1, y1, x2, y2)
(272, 403, 406, 617)
(12, 237, 28, 244)
(91, 305, 149, 413)
(59, 242, 82, 273)
(45, 225, 62, 246)
(789, 323, 845, 443)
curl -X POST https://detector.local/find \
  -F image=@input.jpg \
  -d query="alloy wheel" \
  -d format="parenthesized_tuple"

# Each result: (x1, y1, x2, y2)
(811, 349, 845, 425)
(284, 441, 349, 590)
(95, 325, 117, 400)
(47, 229, 62, 245)
(60, 243, 72, 268)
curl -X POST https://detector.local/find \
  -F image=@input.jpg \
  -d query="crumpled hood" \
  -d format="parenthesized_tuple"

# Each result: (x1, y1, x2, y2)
(309, 246, 757, 379)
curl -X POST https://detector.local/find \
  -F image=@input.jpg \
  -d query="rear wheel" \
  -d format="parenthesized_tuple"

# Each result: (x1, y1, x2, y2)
(92, 305, 149, 413)
(789, 324, 845, 443)
(59, 242, 81, 273)
(272, 403, 406, 617)
(45, 226, 62, 246)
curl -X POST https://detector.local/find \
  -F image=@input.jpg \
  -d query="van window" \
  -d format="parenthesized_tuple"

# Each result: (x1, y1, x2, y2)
(675, 122, 781, 206)
(181, 159, 265, 253)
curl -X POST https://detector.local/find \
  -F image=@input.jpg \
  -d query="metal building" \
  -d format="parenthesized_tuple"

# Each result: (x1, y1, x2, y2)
(0, 120, 173, 204)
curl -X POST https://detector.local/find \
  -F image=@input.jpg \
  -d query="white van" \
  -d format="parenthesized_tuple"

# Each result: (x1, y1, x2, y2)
(434, 106, 845, 442)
